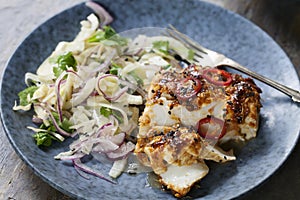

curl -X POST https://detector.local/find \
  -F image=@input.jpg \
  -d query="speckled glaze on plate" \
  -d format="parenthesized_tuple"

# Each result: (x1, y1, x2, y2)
(1, 0, 299, 199)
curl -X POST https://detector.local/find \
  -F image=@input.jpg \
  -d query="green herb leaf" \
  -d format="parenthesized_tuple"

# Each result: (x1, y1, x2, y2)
(87, 30, 106, 43)
(53, 67, 65, 78)
(34, 112, 73, 147)
(109, 62, 122, 75)
(101, 40, 120, 46)
(87, 26, 127, 46)
(100, 107, 113, 118)
(60, 117, 73, 132)
(103, 26, 117, 39)
(109, 67, 119, 75)
(57, 52, 77, 70)
(105, 35, 128, 46)
(53, 52, 77, 78)
(33, 132, 54, 147)
(187, 49, 195, 60)
(39, 112, 73, 134)
(51, 111, 60, 122)
(153, 41, 169, 54)
(18, 86, 38, 106)
(39, 123, 56, 133)
(100, 107, 123, 123)
(51, 112, 73, 132)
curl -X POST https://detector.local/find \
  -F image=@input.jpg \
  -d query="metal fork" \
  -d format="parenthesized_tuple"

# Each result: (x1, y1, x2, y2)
(165, 25, 300, 103)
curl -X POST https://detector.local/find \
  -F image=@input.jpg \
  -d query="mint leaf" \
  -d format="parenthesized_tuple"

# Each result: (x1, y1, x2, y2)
(18, 86, 38, 106)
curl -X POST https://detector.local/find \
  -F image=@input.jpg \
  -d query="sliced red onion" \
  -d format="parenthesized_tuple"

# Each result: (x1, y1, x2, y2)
(123, 48, 144, 57)
(92, 138, 119, 153)
(134, 48, 144, 56)
(109, 115, 119, 129)
(95, 123, 113, 137)
(70, 131, 79, 138)
(92, 49, 116, 74)
(97, 73, 117, 81)
(75, 50, 114, 83)
(124, 48, 144, 56)
(70, 138, 89, 151)
(118, 79, 147, 97)
(66, 69, 81, 79)
(55, 71, 67, 122)
(107, 115, 120, 135)
(97, 74, 128, 101)
(106, 142, 135, 160)
(89, 90, 99, 97)
(37, 104, 71, 137)
(107, 132, 125, 146)
(69, 123, 117, 152)
(32, 116, 43, 124)
(49, 79, 66, 88)
(107, 86, 128, 101)
(72, 158, 116, 184)
(85, 1, 113, 27)
(74, 164, 91, 180)
(48, 110, 71, 137)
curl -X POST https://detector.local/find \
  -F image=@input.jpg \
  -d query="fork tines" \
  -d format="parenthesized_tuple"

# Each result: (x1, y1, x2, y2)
(165, 25, 208, 58)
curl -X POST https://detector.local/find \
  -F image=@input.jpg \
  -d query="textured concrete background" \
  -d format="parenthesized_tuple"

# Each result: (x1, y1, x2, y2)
(0, 0, 299, 199)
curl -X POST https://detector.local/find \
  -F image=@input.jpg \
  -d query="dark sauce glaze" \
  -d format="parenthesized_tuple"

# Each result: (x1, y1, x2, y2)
(149, 65, 262, 124)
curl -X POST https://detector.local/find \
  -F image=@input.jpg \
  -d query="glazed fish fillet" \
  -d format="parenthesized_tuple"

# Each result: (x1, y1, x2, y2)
(135, 64, 262, 197)
(135, 125, 235, 197)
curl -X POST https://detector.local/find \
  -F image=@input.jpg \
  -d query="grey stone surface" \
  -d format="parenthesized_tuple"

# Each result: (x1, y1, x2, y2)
(0, 0, 299, 200)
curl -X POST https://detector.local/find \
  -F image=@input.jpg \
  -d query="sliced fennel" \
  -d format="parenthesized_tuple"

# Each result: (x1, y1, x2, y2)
(13, 13, 191, 180)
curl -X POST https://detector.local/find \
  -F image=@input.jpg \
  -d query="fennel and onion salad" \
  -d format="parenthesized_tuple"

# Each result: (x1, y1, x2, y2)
(13, 9, 193, 181)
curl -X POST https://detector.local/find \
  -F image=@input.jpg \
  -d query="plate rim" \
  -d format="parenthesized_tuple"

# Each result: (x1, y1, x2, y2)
(1, 0, 299, 199)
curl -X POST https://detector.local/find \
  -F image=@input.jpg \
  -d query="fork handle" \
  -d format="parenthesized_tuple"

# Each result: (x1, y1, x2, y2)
(221, 60, 300, 102)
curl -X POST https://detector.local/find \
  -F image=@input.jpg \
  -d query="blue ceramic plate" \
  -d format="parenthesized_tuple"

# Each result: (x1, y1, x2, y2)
(1, 0, 300, 199)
